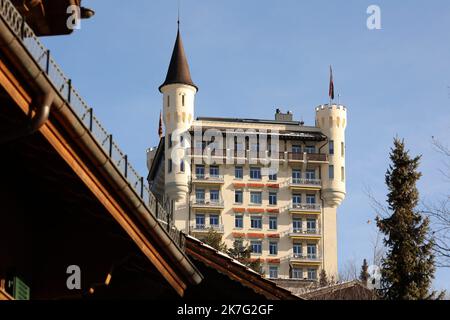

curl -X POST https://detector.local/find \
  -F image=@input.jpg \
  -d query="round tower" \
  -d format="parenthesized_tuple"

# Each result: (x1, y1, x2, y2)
(160, 27, 198, 201)
(316, 104, 347, 207)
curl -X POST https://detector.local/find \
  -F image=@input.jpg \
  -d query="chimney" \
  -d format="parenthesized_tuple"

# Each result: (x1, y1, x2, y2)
(275, 109, 293, 121)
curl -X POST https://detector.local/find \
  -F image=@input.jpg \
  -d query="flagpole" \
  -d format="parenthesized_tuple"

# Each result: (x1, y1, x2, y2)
(329, 65, 333, 107)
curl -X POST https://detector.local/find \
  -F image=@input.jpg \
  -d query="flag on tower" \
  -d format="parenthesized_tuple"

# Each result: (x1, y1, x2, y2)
(158, 111, 163, 138)
(329, 65, 335, 101)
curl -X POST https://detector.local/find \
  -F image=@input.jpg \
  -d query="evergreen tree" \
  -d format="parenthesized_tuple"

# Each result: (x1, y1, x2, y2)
(202, 229, 227, 252)
(227, 240, 262, 274)
(319, 269, 329, 287)
(360, 259, 369, 284)
(376, 138, 436, 300)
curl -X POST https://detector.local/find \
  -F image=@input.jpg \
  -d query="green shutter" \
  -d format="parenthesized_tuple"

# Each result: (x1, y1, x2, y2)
(13, 277, 30, 300)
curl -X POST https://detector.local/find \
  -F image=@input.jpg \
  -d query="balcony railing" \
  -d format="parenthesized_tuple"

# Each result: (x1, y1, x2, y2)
(0, 0, 185, 250)
(191, 148, 285, 160)
(290, 178, 322, 186)
(191, 224, 225, 233)
(289, 228, 321, 237)
(193, 199, 225, 208)
(289, 254, 322, 263)
(307, 153, 328, 162)
(193, 174, 224, 183)
(289, 203, 322, 212)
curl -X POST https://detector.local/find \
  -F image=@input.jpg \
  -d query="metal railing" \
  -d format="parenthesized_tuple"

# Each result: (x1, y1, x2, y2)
(289, 228, 321, 236)
(290, 178, 322, 186)
(289, 254, 322, 262)
(192, 199, 225, 207)
(193, 174, 224, 182)
(290, 203, 322, 211)
(0, 0, 185, 249)
(191, 224, 225, 233)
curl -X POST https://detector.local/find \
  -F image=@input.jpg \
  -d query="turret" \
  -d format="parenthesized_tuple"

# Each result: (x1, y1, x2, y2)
(160, 27, 197, 201)
(316, 104, 347, 207)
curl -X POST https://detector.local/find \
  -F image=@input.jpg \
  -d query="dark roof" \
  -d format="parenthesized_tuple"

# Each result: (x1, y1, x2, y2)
(159, 28, 197, 92)
(186, 236, 302, 300)
(299, 280, 377, 300)
(197, 116, 309, 126)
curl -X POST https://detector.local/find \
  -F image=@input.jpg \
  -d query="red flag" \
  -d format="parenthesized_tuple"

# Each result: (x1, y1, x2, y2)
(329, 66, 335, 100)
(158, 111, 163, 138)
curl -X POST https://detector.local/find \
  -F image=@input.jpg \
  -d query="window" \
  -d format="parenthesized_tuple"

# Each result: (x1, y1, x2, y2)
(235, 215, 244, 229)
(329, 140, 334, 155)
(268, 172, 278, 181)
(251, 241, 262, 254)
(210, 215, 219, 226)
(307, 244, 317, 259)
(306, 194, 316, 204)
(196, 165, 205, 179)
(305, 145, 316, 154)
(292, 194, 302, 205)
(251, 216, 263, 229)
(269, 192, 277, 205)
(269, 242, 278, 255)
(180, 160, 185, 173)
(196, 189, 205, 203)
(306, 169, 316, 180)
(269, 266, 279, 279)
(250, 192, 262, 205)
(235, 190, 243, 204)
(293, 218, 302, 232)
(329, 165, 334, 179)
(341, 142, 345, 157)
(292, 169, 301, 183)
(235, 166, 243, 179)
(210, 189, 220, 203)
(250, 167, 262, 180)
(307, 219, 317, 232)
(292, 268, 302, 279)
(167, 95, 170, 107)
(168, 134, 173, 148)
(196, 214, 205, 229)
(182, 94, 185, 107)
(269, 217, 278, 230)
(168, 159, 173, 173)
(341, 166, 345, 182)
(293, 243, 302, 257)
(210, 166, 220, 177)
(292, 145, 302, 153)
(307, 268, 317, 280)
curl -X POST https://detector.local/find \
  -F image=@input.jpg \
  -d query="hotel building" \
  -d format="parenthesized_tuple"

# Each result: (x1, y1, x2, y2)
(148, 27, 347, 281)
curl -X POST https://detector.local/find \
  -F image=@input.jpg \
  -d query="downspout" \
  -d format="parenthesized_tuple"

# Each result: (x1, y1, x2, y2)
(0, 92, 54, 144)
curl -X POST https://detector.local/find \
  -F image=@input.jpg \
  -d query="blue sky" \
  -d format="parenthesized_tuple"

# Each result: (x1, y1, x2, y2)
(43, 0, 450, 292)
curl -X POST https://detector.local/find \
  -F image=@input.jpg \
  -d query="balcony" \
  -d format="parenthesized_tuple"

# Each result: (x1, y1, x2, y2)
(289, 178, 322, 191)
(288, 228, 321, 239)
(193, 174, 224, 185)
(306, 153, 328, 163)
(192, 199, 225, 211)
(289, 203, 322, 214)
(191, 148, 285, 163)
(289, 254, 322, 266)
(287, 153, 328, 163)
(191, 224, 225, 234)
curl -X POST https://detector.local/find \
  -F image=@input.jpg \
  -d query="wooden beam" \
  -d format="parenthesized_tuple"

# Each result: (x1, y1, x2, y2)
(0, 57, 188, 297)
